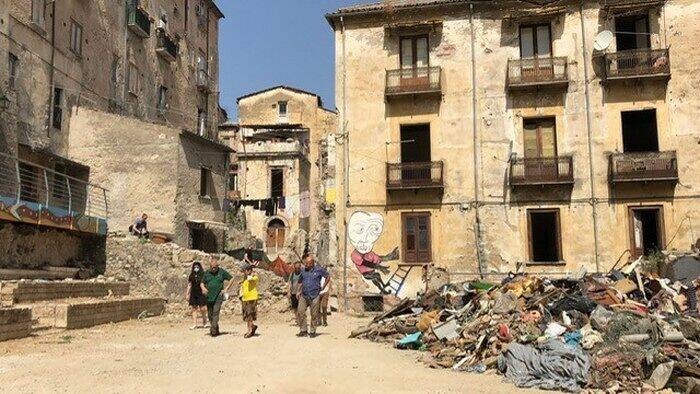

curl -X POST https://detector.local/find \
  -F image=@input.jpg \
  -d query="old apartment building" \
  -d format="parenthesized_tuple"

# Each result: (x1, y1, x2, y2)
(0, 0, 230, 254)
(220, 86, 338, 259)
(327, 0, 700, 298)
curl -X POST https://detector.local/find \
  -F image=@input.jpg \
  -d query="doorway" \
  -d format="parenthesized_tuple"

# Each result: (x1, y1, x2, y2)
(266, 218, 286, 257)
(615, 14, 650, 51)
(629, 206, 664, 258)
(527, 209, 562, 263)
(622, 109, 659, 153)
(400, 124, 431, 184)
(191, 228, 219, 253)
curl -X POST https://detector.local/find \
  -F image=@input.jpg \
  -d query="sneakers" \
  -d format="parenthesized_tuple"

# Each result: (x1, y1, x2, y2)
(251, 325, 258, 336)
(309, 332, 318, 338)
(296, 331, 308, 337)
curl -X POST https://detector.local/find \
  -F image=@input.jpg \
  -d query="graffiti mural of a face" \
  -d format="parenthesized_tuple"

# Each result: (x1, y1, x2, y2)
(348, 211, 384, 255)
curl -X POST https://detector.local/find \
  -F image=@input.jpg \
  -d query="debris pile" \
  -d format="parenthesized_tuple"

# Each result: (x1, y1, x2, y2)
(350, 255, 700, 392)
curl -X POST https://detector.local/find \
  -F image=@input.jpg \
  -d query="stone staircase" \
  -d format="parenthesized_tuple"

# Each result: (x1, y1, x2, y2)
(0, 280, 165, 341)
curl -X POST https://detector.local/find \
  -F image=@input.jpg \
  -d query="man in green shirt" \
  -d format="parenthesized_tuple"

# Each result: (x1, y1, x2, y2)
(201, 259, 234, 337)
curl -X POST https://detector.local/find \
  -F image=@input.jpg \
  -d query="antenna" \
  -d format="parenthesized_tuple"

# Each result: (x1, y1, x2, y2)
(593, 30, 614, 52)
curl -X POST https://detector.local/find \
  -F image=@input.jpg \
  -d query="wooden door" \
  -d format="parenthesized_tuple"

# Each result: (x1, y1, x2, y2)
(402, 212, 431, 264)
(400, 35, 429, 90)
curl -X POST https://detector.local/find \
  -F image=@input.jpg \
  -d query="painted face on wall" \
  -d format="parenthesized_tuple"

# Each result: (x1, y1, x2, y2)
(348, 211, 384, 255)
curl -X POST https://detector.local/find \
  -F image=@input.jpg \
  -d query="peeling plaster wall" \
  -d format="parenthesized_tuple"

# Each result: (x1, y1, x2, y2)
(334, 0, 700, 297)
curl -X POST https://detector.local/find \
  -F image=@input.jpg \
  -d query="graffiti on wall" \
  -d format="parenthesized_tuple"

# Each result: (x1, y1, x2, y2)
(0, 196, 107, 235)
(348, 211, 414, 295)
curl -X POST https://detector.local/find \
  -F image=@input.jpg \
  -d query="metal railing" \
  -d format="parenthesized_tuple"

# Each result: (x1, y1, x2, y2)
(604, 48, 670, 79)
(609, 151, 678, 183)
(507, 57, 569, 88)
(127, 6, 151, 38)
(386, 161, 444, 190)
(509, 156, 574, 186)
(0, 152, 109, 221)
(196, 69, 210, 91)
(386, 66, 441, 96)
(156, 30, 178, 61)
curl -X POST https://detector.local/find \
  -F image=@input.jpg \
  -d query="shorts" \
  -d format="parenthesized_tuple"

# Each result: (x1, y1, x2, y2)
(242, 300, 258, 322)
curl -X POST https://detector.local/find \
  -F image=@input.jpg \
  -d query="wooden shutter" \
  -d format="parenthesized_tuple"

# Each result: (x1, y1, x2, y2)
(402, 212, 431, 264)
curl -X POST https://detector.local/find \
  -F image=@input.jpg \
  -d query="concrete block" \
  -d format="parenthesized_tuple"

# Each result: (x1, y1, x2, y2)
(0, 308, 32, 341)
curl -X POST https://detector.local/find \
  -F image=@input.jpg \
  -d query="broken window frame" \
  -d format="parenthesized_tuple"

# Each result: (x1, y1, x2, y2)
(8, 53, 18, 89)
(402, 212, 432, 264)
(70, 20, 83, 57)
(627, 205, 665, 259)
(526, 208, 563, 263)
(269, 167, 284, 198)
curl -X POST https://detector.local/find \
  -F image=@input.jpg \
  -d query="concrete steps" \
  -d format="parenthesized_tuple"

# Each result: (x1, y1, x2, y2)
(1, 281, 129, 306)
(0, 280, 165, 340)
(0, 307, 32, 341)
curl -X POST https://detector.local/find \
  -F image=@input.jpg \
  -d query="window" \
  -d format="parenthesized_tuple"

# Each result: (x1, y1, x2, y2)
(527, 209, 562, 263)
(199, 168, 211, 197)
(402, 212, 431, 264)
(523, 118, 557, 158)
(615, 14, 650, 51)
(31, 0, 45, 29)
(8, 53, 18, 88)
(277, 101, 288, 117)
(128, 62, 139, 95)
(52, 87, 63, 129)
(157, 85, 167, 112)
(270, 168, 284, 198)
(70, 20, 83, 57)
(621, 109, 658, 153)
(520, 24, 551, 59)
(228, 170, 238, 192)
(400, 35, 429, 70)
(197, 108, 207, 136)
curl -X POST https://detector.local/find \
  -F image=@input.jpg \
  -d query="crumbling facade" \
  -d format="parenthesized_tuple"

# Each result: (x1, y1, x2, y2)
(327, 0, 700, 298)
(0, 0, 230, 252)
(220, 86, 338, 259)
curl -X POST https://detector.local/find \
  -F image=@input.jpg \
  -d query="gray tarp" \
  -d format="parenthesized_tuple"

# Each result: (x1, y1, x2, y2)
(498, 339, 590, 392)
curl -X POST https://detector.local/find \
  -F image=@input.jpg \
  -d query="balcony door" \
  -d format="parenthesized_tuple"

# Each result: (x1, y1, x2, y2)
(615, 15, 650, 51)
(519, 24, 553, 82)
(523, 118, 558, 179)
(622, 109, 658, 153)
(400, 124, 431, 185)
(400, 35, 429, 89)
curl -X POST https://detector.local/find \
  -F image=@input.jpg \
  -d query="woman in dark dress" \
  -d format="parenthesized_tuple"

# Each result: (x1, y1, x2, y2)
(186, 262, 207, 329)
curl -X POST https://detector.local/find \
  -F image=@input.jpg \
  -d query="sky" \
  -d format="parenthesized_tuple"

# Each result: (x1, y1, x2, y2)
(217, 0, 360, 120)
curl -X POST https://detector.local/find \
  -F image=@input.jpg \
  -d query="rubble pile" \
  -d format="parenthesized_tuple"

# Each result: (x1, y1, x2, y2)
(351, 255, 700, 392)
(105, 234, 290, 316)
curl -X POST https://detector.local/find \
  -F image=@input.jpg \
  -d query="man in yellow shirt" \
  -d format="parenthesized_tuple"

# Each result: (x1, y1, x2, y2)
(239, 264, 259, 338)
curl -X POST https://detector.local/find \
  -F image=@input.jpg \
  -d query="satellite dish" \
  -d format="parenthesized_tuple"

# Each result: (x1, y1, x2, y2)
(593, 30, 614, 52)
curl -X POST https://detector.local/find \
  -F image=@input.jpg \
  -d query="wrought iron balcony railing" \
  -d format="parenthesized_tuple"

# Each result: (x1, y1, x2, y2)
(507, 57, 569, 90)
(509, 156, 574, 187)
(386, 161, 444, 190)
(604, 48, 671, 80)
(127, 6, 151, 38)
(156, 30, 178, 62)
(609, 151, 678, 183)
(385, 67, 441, 97)
(0, 152, 108, 234)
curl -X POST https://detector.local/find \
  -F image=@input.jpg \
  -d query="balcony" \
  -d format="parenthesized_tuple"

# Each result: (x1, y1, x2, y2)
(385, 67, 441, 98)
(507, 57, 569, 90)
(386, 161, 444, 191)
(127, 6, 151, 38)
(196, 69, 210, 92)
(509, 156, 574, 187)
(609, 151, 678, 183)
(156, 30, 178, 62)
(0, 152, 108, 235)
(237, 140, 308, 158)
(604, 48, 671, 81)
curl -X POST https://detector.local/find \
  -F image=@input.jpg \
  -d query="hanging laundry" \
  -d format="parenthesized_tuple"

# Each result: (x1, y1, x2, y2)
(285, 195, 299, 217)
(278, 196, 286, 210)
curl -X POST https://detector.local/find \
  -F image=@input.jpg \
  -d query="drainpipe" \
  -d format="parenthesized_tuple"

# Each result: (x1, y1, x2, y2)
(579, 2, 601, 273)
(339, 16, 350, 312)
(469, 3, 485, 278)
(47, 0, 57, 138)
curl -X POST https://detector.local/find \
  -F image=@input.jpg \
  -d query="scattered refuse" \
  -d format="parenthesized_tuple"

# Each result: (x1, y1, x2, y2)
(349, 250, 700, 392)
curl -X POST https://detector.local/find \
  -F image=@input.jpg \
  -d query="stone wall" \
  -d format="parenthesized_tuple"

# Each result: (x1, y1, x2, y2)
(0, 221, 106, 271)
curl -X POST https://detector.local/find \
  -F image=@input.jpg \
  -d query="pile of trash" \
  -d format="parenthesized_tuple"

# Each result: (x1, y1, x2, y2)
(350, 255, 700, 392)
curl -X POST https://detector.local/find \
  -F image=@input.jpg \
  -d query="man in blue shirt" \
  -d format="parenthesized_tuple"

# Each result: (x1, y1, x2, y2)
(297, 255, 330, 338)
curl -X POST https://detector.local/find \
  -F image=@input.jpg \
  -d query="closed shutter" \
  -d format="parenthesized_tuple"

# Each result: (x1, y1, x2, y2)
(402, 212, 431, 264)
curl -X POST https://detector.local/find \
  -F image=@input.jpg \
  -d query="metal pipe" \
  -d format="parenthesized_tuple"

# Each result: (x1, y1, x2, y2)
(340, 15, 350, 313)
(469, 3, 485, 278)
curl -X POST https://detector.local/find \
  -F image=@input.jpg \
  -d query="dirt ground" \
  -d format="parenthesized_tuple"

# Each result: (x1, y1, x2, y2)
(0, 313, 545, 394)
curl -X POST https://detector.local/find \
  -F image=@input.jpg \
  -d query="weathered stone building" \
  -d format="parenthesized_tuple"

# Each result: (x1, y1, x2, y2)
(327, 0, 700, 299)
(220, 86, 338, 259)
(0, 0, 230, 253)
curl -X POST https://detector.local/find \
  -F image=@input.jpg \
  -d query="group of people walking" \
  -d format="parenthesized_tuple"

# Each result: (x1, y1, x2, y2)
(185, 255, 331, 338)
